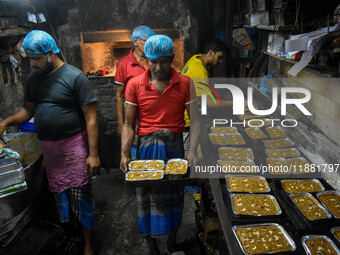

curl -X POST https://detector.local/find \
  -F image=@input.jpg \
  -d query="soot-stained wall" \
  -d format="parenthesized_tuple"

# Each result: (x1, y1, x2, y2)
(43, 0, 213, 168)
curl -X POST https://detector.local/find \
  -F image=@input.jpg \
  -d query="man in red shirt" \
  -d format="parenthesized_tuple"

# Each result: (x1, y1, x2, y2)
(120, 35, 199, 255)
(115, 26, 155, 135)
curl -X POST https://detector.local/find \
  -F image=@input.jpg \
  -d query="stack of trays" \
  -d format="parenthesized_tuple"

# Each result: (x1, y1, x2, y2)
(0, 157, 25, 190)
(125, 159, 188, 182)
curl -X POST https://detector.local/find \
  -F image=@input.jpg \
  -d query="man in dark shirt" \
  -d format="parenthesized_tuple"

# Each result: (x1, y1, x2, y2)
(0, 30, 99, 255)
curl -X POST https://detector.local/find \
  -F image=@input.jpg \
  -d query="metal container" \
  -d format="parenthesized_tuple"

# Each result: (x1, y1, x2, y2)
(164, 158, 188, 175)
(244, 127, 268, 140)
(263, 138, 294, 149)
(125, 170, 164, 182)
(218, 159, 257, 174)
(265, 147, 300, 158)
(128, 160, 165, 171)
(265, 126, 286, 139)
(245, 118, 274, 127)
(225, 175, 270, 193)
(287, 157, 312, 174)
(0, 133, 44, 237)
(0, 158, 24, 189)
(316, 190, 340, 219)
(281, 179, 325, 194)
(208, 133, 228, 145)
(218, 147, 254, 160)
(266, 157, 289, 175)
(232, 223, 296, 255)
(230, 193, 282, 216)
(302, 235, 340, 255)
(225, 133, 246, 146)
(210, 126, 238, 134)
(289, 193, 332, 221)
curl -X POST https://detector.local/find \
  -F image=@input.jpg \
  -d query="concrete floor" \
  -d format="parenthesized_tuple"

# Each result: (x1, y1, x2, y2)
(91, 169, 201, 255)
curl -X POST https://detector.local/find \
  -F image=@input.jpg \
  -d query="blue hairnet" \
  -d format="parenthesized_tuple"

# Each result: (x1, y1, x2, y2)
(144, 35, 174, 59)
(131, 26, 155, 42)
(23, 30, 60, 54)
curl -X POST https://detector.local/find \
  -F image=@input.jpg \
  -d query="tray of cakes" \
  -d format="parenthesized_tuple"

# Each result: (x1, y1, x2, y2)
(225, 175, 270, 193)
(125, 159, 193, 186)
(219, 147, 254, 160)
(281, 179, 325, 194)
(316, 191, 340, 219)
(232, 223, 296, 254)
(218, 159, 257, 174)
(229, 193, 282, 217)
(302, 235, 340, 255)
(331, 226, 340, 244)
(289, 193, 332, 224)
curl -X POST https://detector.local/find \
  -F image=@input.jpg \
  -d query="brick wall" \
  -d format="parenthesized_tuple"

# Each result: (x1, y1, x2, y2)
(267, 55, 340, 147)
(89, 77, 121, 168)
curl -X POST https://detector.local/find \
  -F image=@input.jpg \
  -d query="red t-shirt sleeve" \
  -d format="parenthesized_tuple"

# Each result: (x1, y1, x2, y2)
(115, 60, 126, 86)
(125, 79, 138, 105)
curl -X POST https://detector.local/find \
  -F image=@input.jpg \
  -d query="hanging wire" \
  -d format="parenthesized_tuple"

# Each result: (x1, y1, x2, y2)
(295, 0, 301, 27)
(40, 0, 67, 63)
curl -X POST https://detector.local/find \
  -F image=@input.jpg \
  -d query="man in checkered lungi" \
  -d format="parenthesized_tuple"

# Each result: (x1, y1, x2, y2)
(120, 35, 200, 255)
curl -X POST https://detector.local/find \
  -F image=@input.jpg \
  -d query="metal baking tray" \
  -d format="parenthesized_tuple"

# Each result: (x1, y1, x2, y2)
(125, 170, 164, 182)
(263, 138, 294, 149)
(230, 193, 282, 216)
(281, 179, 325, 194)
(331, 226, 340, 244)
(128, 160, 165, 171)
(244, 127, 268, 140)
(208, 133, 229, 145)
(232, 223, 296, 255)
(265, 126, 286, 139)
(218, 147, 254, 160)
(164, 158, 188, 175)
(266, 158, 290, 175)
(237, 113, 263, 120)
(225, 175, 270, 193)
(316, 190, 340, 219)
(301, 235, 340, 255)
(287, 157, 312, 174)
(210, 126, 238, 134)
(245, 118, 274, 127)
(265, 148, 300, 158)
(225, 133, 246, 145)
(289, 193, 332, 221)
(218, 159, 257, 174)
(0, 157, 22, 174)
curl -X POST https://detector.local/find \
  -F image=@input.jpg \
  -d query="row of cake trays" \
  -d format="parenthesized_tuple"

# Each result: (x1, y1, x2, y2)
(225, 176, 340, 221)
(224, 175, 340, 254)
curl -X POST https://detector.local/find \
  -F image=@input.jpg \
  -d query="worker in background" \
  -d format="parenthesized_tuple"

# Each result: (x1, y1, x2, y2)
(0, 30, 100, 255)
(120, 35, 199, 255)
(115, 26, 155, 132)
(181, 39, 225, 195)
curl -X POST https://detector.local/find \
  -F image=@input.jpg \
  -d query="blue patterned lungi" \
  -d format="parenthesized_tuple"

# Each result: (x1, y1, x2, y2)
(136, 129, 184, 236)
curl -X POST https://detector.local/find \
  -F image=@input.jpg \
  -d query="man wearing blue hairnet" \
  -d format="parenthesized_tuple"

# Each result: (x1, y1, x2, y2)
(115, 26, 155, 136)
(120, 35, 200, 255)
(0, 30, 100, 255)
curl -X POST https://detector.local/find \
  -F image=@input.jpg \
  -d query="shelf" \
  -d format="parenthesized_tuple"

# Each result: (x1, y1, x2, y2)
(257, 24, 294, 31)
(0, 27, 31, 39)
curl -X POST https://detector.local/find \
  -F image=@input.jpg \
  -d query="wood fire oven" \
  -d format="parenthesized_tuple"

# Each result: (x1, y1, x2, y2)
(80, 29, 184, 77)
